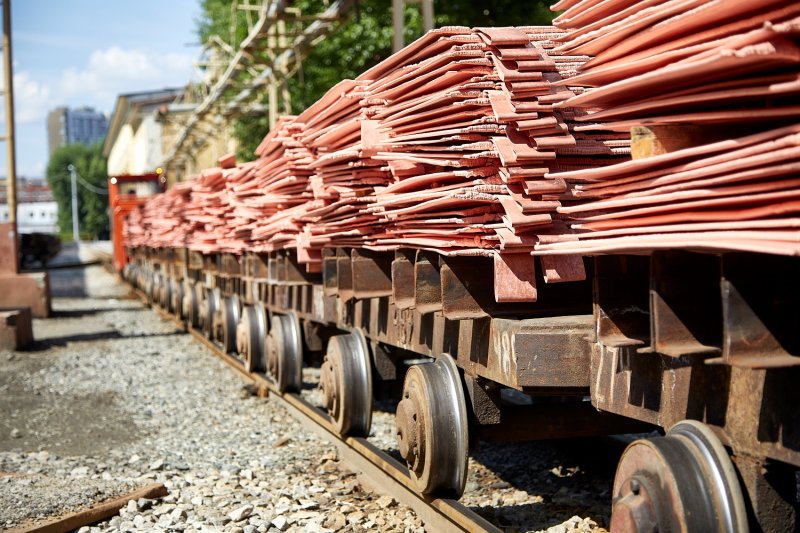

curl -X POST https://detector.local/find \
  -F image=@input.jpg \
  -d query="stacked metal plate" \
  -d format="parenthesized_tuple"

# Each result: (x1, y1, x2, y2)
(183, 164, 243, 253)
(359, 26, 628, 255)
(240, 117, 316, 253)
(123, 181, 193, 249)
(126, 26, 633, 291)
(534, 0, 800, 256)
(297, 80, 392, 266)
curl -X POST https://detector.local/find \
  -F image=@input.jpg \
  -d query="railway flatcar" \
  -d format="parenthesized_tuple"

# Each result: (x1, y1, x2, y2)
(119, 5, 800, 531)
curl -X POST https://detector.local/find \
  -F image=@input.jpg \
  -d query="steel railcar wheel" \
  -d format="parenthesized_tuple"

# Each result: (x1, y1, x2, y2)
(160, 276, 172, 309)
(200, 287, 220, 339)
(170, 278, 184, 317)
(122, 264, 134, 283)
(610, 419, 748, 533)
(395, 355, 469, 498)
(143, 271, 155, 302)
(183, 282, 201, 327)
(319, 329, 373, 437)
(237, 303, 267, 372)
(265, 312, 303, 392)
(220, 294, 240, 354)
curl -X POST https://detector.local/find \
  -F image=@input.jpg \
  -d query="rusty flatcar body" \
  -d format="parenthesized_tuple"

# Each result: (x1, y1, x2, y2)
(123, 243, 799, 532)
(120, 5, 800, 530)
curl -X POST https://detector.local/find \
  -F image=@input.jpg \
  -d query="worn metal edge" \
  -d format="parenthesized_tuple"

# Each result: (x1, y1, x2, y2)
(6, 483, 167, 533)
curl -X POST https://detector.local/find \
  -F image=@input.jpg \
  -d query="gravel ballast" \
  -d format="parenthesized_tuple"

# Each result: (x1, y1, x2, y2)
(1, 245, 613, 532)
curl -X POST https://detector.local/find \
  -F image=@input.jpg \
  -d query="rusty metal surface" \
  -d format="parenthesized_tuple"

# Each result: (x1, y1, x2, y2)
(0, 272, 51, 318)
(0, 222, 19, 275)
(719, 253, 800, 368)
(589, 251, 800, 468)
(0, 307, 33, 350)
(733, 454, 798, 533)
(478, 402, 653, 443)
(134, 246, 594, 391)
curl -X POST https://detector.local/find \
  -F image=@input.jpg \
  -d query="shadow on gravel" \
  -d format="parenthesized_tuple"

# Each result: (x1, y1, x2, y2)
(0, 387, 141, 456)
(0, 354, 141, 455)
(467, 438, 625, 530)
(51, 307, 141, 319)
(24, 330, 184, 351)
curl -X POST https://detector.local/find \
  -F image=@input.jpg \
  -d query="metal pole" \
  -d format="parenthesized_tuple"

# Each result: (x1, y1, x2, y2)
(3, 0, 17, 227)
(392, 0, 404, 53)
(421, 0, 434, 32)
(68, 164, 79, 242)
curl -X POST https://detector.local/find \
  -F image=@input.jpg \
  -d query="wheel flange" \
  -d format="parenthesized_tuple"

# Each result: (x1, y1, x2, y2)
(610, 419, 749, 533)
(168, 278, 183, 315)
(318, 329, 372, 437)
(200, 287, 221, 339)
(237, 303, 267, 372)
(220, 295, 240, 353)
(395, 355, 468, 497)
(264, 312, 303, 392)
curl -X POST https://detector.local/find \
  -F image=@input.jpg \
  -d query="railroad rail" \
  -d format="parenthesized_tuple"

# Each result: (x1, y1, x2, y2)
(139, 287, 502, 533)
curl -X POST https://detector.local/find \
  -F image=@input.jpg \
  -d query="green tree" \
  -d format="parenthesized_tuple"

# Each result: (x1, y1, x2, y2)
(196, 0, 555, 161)
(45, 143, 109, 239)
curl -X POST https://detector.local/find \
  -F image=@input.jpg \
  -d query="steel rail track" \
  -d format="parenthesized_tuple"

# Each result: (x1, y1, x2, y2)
(140, 292, 501, 533)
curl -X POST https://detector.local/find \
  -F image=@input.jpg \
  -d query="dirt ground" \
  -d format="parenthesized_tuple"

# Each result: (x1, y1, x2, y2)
(2, 243, 137, 456)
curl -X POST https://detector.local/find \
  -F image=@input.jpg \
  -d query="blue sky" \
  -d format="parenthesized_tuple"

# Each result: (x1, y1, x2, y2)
(4, 0, 202, 177)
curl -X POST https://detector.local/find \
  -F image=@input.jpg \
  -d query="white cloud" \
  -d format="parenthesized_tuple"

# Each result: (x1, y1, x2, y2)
(59, 46, 194, 108)
(2, 45, 194, 127)
(0, 72, 54, 124)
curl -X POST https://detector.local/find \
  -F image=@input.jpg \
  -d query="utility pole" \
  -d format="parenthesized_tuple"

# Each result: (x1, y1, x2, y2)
(1, 0, 19, 274)
(68, 164, 79, 242)
(0, 0, 49, 321)
(392, 0, 434, 53)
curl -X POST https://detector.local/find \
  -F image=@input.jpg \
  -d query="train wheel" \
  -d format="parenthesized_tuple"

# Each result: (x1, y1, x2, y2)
(395, 355, 468, 498)
(154, 274, 162, 306)
(170, 278, 184, 317)
(319, 330, 372, 437)
(201, 287, 220, 339)
(611, 419, 748, 533)
(183, 282, 199, 326)
(265, 312, 303, 392)
(221, 294, 241, 354)
(152, 273, 162, 304)
(197, 286, 209, 332)
(122, 264, 133, 282)
(161, 276, 172, 309)
(143, 271, 154, 302)
(237, 303, 267, 372)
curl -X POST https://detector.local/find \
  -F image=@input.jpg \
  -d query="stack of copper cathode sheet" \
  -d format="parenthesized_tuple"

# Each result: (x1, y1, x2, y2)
(243, 117, 315, 253)
(123, 180, 194, 249)
(127, 26, 633, 294)
(534, 0, 800, 256)
(124, 180, 193, 248)
(358, 25, 628, 280)
(297, 80, 392, 265)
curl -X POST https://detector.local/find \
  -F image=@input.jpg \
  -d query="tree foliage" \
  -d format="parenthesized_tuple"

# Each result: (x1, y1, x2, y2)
(45, 143, 109, 239)
(196, 0, 556, 161)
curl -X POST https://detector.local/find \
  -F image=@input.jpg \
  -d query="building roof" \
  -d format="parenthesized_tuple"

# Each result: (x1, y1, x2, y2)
(0, 178, 54, 204)
(103, 88, 184, 157)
